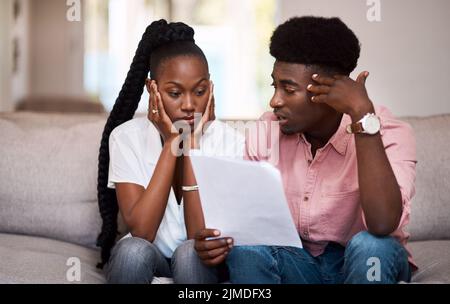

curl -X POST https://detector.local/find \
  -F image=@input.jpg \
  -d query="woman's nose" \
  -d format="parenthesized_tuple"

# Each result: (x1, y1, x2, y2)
(181, 95, 195, 112)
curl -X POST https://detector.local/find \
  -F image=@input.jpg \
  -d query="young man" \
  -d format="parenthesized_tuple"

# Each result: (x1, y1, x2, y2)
(224, 16, 417, 284)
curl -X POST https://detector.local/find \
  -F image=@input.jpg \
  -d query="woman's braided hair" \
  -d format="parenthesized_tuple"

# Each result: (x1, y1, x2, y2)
(96, 19, 206, 268)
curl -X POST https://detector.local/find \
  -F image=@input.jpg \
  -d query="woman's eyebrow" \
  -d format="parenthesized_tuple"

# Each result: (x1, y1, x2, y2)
(165, 78, 208, 87)
(165, 81, 183, 86)
(194, 78, 209, 86)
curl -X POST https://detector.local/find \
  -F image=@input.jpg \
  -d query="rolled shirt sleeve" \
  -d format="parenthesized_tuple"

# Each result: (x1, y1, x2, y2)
(107, 130, 145, 189)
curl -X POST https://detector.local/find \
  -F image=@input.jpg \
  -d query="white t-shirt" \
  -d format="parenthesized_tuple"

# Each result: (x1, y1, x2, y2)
(107, 117, 244, 258)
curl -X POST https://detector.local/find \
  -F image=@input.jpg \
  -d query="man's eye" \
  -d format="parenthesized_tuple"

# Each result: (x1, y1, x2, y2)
(270, 82, 277, 88)
(285, 87, 296, 94)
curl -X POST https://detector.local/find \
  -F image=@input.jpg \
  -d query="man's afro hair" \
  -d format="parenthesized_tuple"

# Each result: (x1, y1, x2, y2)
(270, 16, 361, 75)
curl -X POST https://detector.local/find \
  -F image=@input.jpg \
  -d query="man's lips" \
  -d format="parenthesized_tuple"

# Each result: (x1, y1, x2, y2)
(274, 112, 289, 125)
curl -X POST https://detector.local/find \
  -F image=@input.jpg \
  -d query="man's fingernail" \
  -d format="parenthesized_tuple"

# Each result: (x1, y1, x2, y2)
(214, 230, 220, 236)
(312, 74, 319, 79)
(307, 84, 313, 90)
(228, 244, 233, 249)
(311, 96, 315, 101)
(227, 238, 232, 244)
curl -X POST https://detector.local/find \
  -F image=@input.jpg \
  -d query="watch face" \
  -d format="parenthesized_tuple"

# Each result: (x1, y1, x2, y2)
(364, 115, 381, 134)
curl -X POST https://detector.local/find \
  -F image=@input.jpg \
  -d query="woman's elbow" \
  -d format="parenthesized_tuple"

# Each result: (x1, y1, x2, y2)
(128, 221, 156, 243)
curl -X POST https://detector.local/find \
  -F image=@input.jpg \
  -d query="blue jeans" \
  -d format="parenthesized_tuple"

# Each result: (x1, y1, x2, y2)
(226, 231, 412, 284)
(105, 237, 218, 284)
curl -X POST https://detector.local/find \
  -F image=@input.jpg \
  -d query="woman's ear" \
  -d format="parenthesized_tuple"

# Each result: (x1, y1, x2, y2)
(145, 78, 153, 93)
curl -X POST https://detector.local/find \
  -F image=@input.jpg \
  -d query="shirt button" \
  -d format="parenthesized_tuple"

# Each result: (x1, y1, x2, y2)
(303, 231, 309, 237)
(303, 196, 309, 201)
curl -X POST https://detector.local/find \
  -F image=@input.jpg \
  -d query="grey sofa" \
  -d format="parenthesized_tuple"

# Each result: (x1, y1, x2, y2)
(0, 112, 449, 284)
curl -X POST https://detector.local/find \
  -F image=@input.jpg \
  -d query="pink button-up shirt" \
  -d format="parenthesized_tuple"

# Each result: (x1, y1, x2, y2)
(245, 105, 417, 268)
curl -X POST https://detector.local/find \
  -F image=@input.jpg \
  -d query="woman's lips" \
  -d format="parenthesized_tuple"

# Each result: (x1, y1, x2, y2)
(182, 117, 195, 126)
(174, 117, 195, 127)
(185, 118, 195, 125)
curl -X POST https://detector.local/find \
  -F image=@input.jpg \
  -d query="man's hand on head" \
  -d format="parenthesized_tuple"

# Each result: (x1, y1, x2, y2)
(307, 71, 375, 122)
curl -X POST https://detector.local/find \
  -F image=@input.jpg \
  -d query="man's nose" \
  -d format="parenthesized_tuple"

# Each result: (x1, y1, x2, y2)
(270, 92, 284, 109)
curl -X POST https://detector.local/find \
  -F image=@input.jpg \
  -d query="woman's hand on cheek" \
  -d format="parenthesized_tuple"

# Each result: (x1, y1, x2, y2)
(148, 81, 177, 141)
(207, 81, 216, 122)
(191, 81, 215, 149)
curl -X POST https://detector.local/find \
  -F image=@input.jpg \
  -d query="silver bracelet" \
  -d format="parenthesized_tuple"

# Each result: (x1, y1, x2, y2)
(182, 185, 199, 192)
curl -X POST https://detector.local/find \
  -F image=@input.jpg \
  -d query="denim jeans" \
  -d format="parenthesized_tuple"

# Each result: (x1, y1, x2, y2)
(226, 231, 412, 284)
(105, 237, 218, 284)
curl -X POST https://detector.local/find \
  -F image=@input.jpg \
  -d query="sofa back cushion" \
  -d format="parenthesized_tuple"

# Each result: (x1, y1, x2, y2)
(403, 114, 450, 241)
(1, 112, 448, 247)
(0, 112, 107, 248)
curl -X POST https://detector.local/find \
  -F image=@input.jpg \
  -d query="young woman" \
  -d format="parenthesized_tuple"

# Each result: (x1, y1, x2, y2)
(96, 19, 244, 283)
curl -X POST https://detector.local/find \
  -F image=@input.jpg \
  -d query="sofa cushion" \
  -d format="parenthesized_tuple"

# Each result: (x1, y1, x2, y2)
(409, 240, 450, 283)
(403, 115, 450, 241)
(0, 233, 105, 284)
(0, 112, 107, 248)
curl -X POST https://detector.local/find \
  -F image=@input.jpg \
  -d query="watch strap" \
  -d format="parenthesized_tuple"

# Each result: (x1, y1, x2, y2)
(346, 121, 364, 134)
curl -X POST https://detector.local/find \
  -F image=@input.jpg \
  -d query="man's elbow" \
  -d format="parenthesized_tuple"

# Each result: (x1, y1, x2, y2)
(366, 217, 400, 236)
(365, 198, 403, 236)
(367, 225, 395, 237)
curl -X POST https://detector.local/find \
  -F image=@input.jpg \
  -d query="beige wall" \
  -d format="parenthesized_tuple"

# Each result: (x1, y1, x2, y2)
(0, 0, 30, 112)
(0, 0, 13, 112)
(277, 0, 450, 117)
(29, 0, 85, 97)
(11, 0, 30, 106)
(2, 0, 449, 116)
(1, 0, 86, 112)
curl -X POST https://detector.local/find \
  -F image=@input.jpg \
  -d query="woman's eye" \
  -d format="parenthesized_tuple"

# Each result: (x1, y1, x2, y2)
(169, 92, 181, 98)
(195, 90, 206, 96)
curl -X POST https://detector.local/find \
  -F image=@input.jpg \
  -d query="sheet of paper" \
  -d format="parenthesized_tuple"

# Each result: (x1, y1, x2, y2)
(190, 155, 302, 248)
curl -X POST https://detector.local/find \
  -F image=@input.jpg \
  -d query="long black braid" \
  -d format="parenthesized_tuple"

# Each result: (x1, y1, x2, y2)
(96, 19, 207, 268)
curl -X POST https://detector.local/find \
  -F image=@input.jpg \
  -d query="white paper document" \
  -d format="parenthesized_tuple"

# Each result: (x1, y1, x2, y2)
(190, 155, 302, 248)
